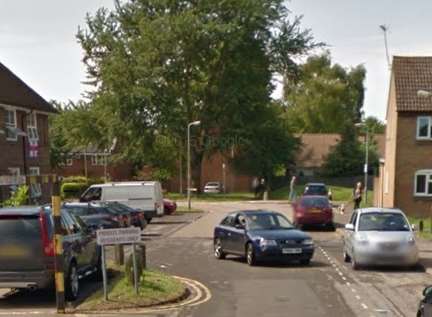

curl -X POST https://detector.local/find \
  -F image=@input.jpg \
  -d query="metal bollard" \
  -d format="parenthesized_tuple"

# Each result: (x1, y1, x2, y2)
(420, 220, 424, 232)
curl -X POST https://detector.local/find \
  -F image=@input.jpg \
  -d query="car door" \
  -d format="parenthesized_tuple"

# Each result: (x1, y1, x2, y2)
(345, 211, 358, 256)
(217, 215, 235, 251)
(230, 214, 247, 254)
(63, 211, 91, 270)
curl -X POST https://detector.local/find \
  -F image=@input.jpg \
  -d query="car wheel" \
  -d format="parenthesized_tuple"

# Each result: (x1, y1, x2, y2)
(65, 262, 79, 301)
(214, 239, 226, 260)
(351, 252, 360, 271)
(300, 259, 311, 265)
(343, 249, 351, 263)
(146, 218, 152, 224)
(327, 222, 336, 232)
(246, 243, 256, 266)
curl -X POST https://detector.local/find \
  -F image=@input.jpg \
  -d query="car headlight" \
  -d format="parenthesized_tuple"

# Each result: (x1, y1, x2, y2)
(302, 239, 314, 245)
(407, 235, 416, 244)
(259, 238, 277, 249)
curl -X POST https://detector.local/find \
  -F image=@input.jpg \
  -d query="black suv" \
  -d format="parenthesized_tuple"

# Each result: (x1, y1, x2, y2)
(0, 206, 100, 301)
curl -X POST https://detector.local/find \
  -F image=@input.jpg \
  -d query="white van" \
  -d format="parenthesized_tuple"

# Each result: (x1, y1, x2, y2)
(80, 181, 164, 222)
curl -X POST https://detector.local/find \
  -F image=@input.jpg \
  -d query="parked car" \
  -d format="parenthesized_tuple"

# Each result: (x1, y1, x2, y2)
(80, 181, 164, 223)
(204, 181, 223, 194)
(418, 285, 432, 317)
(0, 206, 100, 301)
(64, 202, 126, 230)
(163, 199, 177, 215)
(213, 210, 314, 266)
(104, 201, 147, 229)
(292, 196, 334, 230)
(343, 208, 418, 270)
(303, 183, 328, 197)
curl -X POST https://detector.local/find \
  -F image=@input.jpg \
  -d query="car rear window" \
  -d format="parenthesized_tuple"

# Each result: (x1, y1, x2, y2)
(0, 214, 41, 241)
(301, 197, 329, 208)
(304, 185, 327, 195)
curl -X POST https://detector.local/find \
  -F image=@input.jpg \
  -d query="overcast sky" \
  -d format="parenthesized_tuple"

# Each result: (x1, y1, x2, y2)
(1, 1, 432, 121)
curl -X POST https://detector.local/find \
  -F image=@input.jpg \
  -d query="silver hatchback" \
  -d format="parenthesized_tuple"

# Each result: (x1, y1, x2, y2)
(343, 208, 418, 270)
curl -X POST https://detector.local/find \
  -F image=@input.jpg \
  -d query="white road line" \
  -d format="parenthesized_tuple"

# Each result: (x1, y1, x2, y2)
(361, 303, 368, 310)
(355, 295, 361, 300)
(342, 277, 347, 281)
(352, 288, 357, 293)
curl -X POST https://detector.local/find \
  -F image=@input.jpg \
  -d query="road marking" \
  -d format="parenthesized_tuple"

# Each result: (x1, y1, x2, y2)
(361, 303, 369, 310)
(356, 295, 361, 300)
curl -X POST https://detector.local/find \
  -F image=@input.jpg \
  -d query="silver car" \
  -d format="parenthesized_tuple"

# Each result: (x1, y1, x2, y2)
(343, 208, 418, 270)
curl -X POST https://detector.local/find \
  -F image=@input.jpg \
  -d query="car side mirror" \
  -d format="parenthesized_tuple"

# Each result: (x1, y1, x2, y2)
(345, 223, 354, 231)
(411, 224, 417, 231)
(423, 286, 432, 297)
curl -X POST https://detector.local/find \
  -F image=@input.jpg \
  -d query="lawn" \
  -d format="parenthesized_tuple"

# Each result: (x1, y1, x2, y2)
(175, 206, 205, 214)
(408, 216, 432, 240)
(166, 192, 255, 202)
(78, 270, 186, 311)
(270, 184, 373, 204)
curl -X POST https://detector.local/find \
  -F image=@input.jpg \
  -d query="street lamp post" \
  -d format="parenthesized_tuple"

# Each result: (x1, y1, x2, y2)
(355, 122, 369, 205)
(222, 163, 226, 194)
(187, 120, 201, 210)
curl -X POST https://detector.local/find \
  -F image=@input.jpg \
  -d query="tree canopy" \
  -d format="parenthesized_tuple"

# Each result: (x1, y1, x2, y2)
(72, 0, 318, 187)
(283, 52, 366, 133)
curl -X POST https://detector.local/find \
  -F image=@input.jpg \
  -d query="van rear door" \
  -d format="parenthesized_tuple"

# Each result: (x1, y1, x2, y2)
(0, 213, 47, 271)
(103, 185, 154, 210)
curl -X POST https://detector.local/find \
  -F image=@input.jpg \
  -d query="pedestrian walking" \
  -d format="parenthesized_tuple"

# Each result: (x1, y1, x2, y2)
(289, 176, 297, 201)
(353, 182, 363, 209)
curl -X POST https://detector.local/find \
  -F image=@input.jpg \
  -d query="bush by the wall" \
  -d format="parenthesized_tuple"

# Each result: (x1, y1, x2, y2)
(3, 185, 29, 207)
(61, 182, 88, 199)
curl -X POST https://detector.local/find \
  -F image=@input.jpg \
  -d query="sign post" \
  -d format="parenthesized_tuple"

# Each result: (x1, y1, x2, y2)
(96, 227, 141, 300)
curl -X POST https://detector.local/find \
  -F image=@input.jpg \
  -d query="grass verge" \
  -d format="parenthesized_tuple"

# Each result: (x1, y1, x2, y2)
(175, 206, 204, 214)
(77, 270, 187, 311)
(166, 192, 255, 202)
(408, 217, 432, 240)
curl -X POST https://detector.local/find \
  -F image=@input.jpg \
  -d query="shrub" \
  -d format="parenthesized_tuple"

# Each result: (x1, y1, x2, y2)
(61, 182, 89, 199)
(3, 185, 29, 207)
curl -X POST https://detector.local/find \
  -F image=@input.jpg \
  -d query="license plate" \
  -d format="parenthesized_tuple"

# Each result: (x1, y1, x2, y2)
(282, 248, 302, 254)
(310, 208, 321, 213)
(0, 245, 29, 257)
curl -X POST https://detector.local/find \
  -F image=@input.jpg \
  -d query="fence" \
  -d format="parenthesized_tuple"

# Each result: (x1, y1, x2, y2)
(0, 174, 59, 205)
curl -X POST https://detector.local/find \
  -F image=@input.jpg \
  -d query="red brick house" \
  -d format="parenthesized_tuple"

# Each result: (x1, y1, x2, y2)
(0, 62, 57, 202)
(375, 56, 432, 217)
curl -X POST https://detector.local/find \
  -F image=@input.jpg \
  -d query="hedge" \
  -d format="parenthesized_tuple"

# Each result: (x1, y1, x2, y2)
(61, 182, 89, 199)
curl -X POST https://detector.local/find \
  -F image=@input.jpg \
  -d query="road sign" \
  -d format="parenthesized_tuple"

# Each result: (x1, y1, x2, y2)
(97, 227, 141, 246)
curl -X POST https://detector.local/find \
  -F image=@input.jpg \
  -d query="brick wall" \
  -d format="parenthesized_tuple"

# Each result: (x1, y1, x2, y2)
(394, 112, 432, 217)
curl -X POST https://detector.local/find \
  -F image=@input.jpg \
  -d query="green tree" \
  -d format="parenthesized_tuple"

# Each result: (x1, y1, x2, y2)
(76, 0, 318, 189)
(364, 116, 386, 134)
(283, 52, 366, 133)
(322, 124, 364, 177)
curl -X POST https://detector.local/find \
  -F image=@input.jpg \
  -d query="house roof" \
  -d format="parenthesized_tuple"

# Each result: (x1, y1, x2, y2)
(393, 56, 432, 112)
(0, 62, 56, 113)
(296, 133, 386, 168)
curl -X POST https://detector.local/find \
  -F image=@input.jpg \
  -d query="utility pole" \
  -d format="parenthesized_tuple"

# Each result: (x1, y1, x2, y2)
(187, 121, 201, 210)
(379, 25, 391, 69)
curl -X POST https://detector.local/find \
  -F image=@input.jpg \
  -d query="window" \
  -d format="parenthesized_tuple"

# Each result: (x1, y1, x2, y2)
(29, 167, 42, 198)
(59, 158, 73, 167)
(4, 108, 17, 141)
(417, 116, 432, 139)
(414, 170, 432, 196)
(8, 167, 20, 177)
(91, 154, 106, 166)
(26, 113, 39, 142)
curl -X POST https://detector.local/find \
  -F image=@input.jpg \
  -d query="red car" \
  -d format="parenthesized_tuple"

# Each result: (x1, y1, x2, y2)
(292, 196, 334, 230)
(163, 199, 177, 215)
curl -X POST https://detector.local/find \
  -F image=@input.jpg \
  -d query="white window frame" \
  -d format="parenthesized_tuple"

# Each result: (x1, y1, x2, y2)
(416, 116, 432, 140)
(414, 170, 432, 197)
(4, 108, 17, 141)
(91, 154, 106, 166)
(26, 112, 39, 142)
(8, 167, 20, 177)
(59, 157, 73, 167)
(28, 166, 42, 198)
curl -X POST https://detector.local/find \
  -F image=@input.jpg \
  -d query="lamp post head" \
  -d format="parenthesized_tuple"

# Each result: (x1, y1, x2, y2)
(354, 122, 365, 128)
(190, 120, 201, 126)
(417, 90, 432, 98)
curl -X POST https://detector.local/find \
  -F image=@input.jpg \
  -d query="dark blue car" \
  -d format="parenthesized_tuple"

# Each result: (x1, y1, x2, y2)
(214, 210, 314, 266)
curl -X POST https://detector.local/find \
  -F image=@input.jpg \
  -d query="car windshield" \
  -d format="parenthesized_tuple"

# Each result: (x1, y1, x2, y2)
(358, 212, 410, 232)
(246, 213, 294, 230)
(304, 185, 327, 195)
(301, 197, 329, 208)
(65, 206, 93, 216)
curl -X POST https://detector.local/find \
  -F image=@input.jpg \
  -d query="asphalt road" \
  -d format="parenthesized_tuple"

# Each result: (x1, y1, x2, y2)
(0, 201, 430, 316)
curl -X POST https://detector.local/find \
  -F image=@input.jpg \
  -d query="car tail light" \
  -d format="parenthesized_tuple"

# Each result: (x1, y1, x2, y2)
(39, 211, 54, 257)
